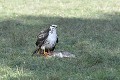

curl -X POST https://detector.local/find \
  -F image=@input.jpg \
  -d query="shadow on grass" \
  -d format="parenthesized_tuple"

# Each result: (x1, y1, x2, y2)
(0, 12, 120, 80)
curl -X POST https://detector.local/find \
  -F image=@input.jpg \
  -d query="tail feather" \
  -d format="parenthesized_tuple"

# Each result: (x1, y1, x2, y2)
(32, 48, 39, 56)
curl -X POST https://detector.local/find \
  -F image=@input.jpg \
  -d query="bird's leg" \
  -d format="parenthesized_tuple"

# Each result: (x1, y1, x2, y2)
(37, 48, 40, 54)
(48, 49, 50, 54)
(43, 48, 49, 57)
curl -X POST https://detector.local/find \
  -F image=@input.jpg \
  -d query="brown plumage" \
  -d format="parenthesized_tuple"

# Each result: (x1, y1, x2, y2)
(36, 28, 50, 47)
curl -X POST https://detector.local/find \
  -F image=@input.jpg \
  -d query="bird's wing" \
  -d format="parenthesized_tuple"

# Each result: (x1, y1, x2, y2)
(36, 28, 50, 47)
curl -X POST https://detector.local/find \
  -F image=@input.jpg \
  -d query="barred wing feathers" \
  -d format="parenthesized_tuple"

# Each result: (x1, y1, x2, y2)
(36, 28, 50, 47)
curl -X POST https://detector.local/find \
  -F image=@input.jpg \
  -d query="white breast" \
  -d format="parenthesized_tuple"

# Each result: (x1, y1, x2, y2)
(41, 30, 57, 49)
(46, 32, 57, 47)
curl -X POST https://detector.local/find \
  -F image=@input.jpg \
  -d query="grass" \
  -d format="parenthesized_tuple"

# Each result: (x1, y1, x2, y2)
(0, 0, 120, 80)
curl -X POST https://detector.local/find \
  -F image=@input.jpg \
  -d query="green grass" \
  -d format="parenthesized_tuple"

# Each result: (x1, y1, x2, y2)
(0, 0, 120, 80)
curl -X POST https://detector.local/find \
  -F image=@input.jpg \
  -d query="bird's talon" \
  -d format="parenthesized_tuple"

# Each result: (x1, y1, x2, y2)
(43, 52, 49, 57)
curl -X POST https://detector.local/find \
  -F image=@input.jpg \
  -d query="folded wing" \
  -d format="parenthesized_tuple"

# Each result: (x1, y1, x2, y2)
(36, 28, 50, 47)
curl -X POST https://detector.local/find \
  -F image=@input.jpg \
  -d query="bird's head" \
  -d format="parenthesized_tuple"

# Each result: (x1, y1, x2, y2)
(49, 25, 57, 33)
(50, 24, 57, 29)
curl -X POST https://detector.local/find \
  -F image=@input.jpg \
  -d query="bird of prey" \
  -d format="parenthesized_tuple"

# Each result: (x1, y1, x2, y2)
(32, 25, 58, 56)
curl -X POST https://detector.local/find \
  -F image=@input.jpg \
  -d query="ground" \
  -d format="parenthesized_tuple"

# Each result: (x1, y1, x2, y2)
(0, 0, 120, 80)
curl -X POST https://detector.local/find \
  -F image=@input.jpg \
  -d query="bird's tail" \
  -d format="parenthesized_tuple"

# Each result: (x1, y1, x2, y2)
(32, 48, 40, 56)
